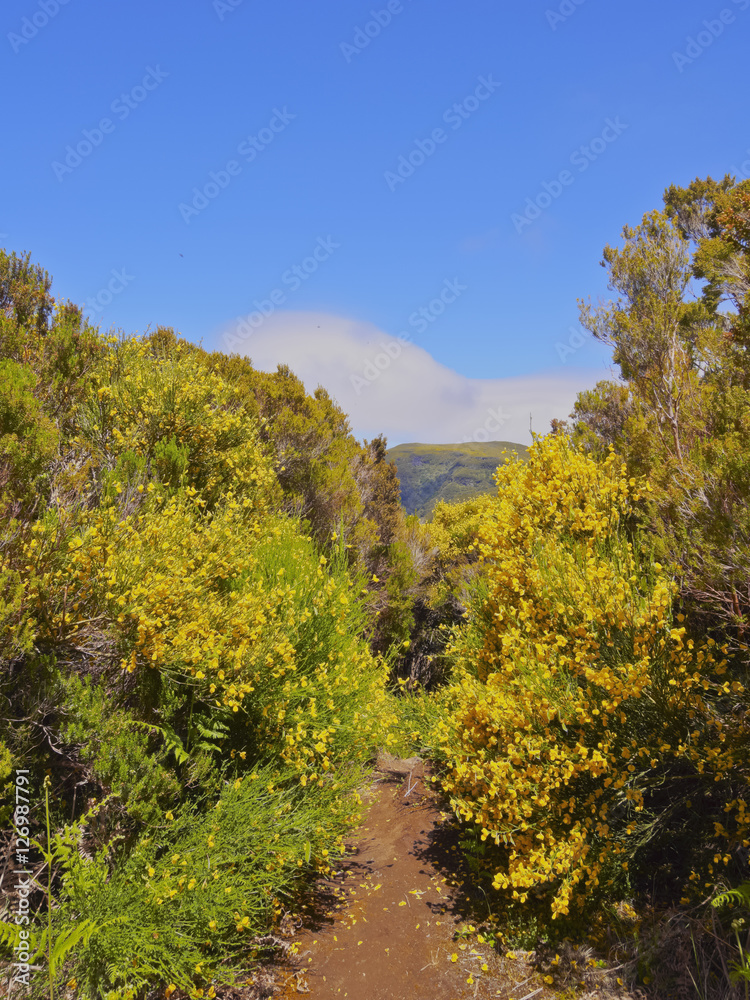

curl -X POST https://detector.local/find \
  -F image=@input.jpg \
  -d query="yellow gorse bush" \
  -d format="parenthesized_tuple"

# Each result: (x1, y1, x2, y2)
(80, 336, 279, 507)
(25, 487, 389, 784)
(2, 329, 398, 996)
(432, 435, 749, 919)
(16, 335, 392, 785)
(430, 493, 499, 566)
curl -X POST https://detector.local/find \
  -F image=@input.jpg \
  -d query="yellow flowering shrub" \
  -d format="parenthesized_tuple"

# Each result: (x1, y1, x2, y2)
(432, 435, 750, 919)
(80, 336, 279, 509)
(0, 328, 397, 997)
(24, 487, 389, 782)
(430, 493, 499, 566)
(17, 760, 360, 999)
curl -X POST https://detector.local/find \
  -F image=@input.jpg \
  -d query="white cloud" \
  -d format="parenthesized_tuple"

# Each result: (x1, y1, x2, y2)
(217, 310, 610, 446)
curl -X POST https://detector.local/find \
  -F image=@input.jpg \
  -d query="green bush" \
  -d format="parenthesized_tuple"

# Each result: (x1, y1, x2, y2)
(0, 358, 59, 506)
(1, 759, 361, 1000)
(60, 677, 183, 830)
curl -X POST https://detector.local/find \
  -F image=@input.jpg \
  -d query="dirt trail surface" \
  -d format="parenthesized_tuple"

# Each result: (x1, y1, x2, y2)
(273, 754, 547, 1000)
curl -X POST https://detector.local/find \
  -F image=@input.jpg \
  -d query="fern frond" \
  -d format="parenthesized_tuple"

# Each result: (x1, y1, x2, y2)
(47, 918, 99, 976)
(130, 719, 190, 764)
(712, 883, 750, 909)
(0, 919, 40, 953)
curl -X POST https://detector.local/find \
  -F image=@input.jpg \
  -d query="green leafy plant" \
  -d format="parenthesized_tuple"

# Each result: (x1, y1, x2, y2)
(713, 884, 750, 990)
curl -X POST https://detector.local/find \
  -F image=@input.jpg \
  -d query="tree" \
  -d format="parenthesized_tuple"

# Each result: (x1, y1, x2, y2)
(573, 184, 750, 638)
(578, 210, 702, 467)
(0, 249, 53, 337)
(0, 358, 58, 510)
(571, 380, 635, 454)
(692, 182, 750, 346)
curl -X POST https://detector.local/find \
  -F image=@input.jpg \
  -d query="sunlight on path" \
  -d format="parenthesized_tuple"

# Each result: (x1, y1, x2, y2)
(276, 756, 545, 1000)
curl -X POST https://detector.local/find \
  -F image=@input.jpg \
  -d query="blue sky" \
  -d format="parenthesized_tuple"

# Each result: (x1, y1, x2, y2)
(3, 0, 748, 444)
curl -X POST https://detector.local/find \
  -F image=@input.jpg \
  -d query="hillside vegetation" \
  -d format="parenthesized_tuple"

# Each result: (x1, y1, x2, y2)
(2, 171, 750, 1000)
(386, 440, 527, 517)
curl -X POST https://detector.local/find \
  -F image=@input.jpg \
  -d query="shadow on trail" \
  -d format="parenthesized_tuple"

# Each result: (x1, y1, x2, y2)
(267, 757, 532, 1000)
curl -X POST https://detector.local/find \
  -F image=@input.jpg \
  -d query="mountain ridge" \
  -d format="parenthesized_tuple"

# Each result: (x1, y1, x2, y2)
(386, 440, 528, 518)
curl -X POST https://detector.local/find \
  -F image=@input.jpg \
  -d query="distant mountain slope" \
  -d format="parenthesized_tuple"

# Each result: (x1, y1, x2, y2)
(386, 441, 528, 518)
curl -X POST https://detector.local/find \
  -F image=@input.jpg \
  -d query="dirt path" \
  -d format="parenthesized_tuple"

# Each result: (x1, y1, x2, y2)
(272, 755, 550, 1000)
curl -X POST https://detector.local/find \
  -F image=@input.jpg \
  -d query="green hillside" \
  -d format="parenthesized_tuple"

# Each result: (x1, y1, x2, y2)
(386, 440, 528, 518)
